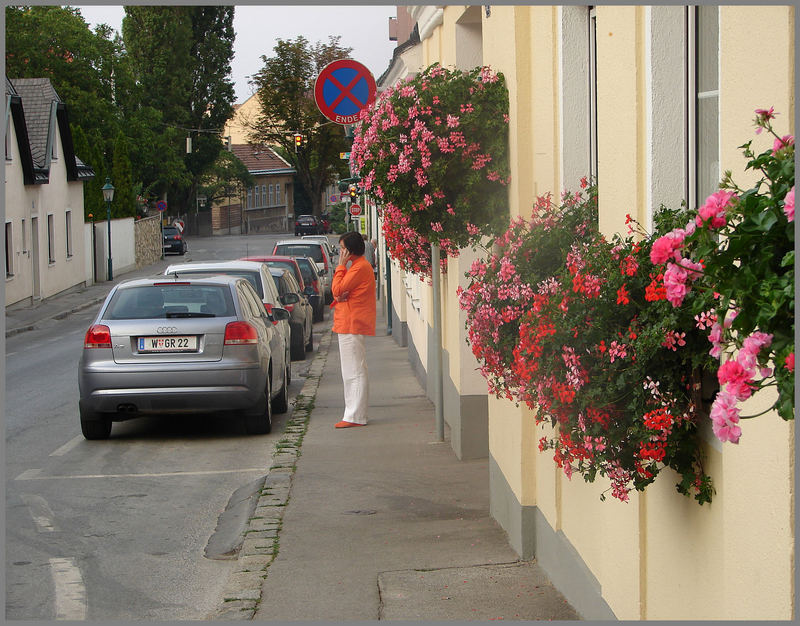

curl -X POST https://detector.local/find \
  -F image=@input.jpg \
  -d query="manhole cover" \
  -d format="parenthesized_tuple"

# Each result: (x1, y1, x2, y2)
(343, 509, 377, 515)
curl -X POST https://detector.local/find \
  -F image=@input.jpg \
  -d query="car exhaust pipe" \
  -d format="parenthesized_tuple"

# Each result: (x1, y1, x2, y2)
(117, 403, 137, 413)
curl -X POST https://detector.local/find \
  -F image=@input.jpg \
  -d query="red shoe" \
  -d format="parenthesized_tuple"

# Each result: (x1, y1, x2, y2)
(335, 420, 366, 428)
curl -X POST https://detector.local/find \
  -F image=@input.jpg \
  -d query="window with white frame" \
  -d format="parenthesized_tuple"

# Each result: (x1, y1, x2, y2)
(247, 187, 253, 208)
(276, 183, 281, 205)
(254, 184, 261, 207)
(5, 221, 13, 277)
(268, 184, 274, 206)
(5, 112, 11, 161)
(65, 210, 73, 258)
(688, 5, 719, 210)
(261, 184, 266, 206)
(588, 7, 598, 181)
(47, 214, 55, 263)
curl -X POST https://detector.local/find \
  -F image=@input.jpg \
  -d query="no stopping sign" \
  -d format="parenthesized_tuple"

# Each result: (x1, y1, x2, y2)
(314, 59, 377, 125)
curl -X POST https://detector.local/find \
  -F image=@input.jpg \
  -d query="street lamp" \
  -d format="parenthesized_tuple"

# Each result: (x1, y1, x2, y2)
(102, 177, 115, 281)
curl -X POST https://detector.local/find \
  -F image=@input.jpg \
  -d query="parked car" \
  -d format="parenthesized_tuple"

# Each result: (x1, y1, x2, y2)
(163, 261, 291, 385)
(301, 234, 338, 265)
(162, 225, 187, 255)
(240, 255, 323, 322)
(291, 256, 325, 322)
(78, 275, 291, 439)
(269, 267, 314, 361)
(319, 213, 331, 233)
(272, 239, 333, 304)
(294, 214, 321, 236)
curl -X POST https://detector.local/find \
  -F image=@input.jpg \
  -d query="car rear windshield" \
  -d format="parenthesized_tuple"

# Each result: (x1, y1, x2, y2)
(163, 227, 179, 236)
(266, 260, 299, 279)
(105, 285, 235, 319)
(166, 269, 263, 297)
(293, 258, 315, 285)
(298, 216, 315, 223)
(274, 244, 323, 263)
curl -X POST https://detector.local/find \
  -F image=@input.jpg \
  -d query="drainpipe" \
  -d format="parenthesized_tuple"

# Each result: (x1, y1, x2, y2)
(431, 242, 444, 442)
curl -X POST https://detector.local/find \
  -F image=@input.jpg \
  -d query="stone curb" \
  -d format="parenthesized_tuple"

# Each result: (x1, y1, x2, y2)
(209, 327, 332, 620)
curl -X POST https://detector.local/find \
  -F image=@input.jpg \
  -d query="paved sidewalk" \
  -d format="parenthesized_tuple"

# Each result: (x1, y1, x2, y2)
(241, 316, 580, 621)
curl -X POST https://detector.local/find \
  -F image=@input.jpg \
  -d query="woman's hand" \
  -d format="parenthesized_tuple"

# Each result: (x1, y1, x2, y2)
(335, 290, 350, 303)
(339, 247, 352, 267)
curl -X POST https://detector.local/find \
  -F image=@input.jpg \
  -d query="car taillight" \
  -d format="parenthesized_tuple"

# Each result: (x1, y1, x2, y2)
(224, 321, 258, 345)
(263, 302, 273, 315)
(84, 324, 111, 349)
(174, 234, 182, 240)
(284, 304, 295, 312)
(313, 280, 319, 292)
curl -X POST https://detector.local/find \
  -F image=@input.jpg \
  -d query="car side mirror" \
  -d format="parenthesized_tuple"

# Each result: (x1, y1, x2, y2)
(281, 293, 300, 305)
(271, 307, 290, 321)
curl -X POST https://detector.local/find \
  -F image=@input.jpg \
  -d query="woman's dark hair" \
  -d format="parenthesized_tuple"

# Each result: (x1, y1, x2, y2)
(339, 231, 365, 256)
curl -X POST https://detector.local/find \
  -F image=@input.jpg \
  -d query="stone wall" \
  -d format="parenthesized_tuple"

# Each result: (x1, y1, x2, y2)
(134, 216, 162, 268)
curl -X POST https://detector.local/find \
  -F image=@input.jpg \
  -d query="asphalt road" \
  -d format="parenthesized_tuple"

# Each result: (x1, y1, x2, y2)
(5, 233, 330, 619)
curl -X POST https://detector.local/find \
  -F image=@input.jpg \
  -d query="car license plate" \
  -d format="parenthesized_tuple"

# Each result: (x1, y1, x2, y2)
(138, 336, 197, 352)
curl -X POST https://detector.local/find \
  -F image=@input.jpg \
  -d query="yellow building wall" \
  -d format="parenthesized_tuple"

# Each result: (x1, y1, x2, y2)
(405, 4, 793, 619)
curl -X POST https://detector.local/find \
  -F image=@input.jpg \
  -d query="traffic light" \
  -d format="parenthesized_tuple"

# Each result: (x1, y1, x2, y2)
(293, 133, 303, 152)
(348, 184, 358, 201)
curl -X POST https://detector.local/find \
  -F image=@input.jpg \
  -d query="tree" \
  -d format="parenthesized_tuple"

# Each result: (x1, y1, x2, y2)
(111, 131, 137, 218)
(247, 35, 352, 218)
(198, 150, 254, 208)
(122, 6, 236, 213)
(6, 6, 124, 172)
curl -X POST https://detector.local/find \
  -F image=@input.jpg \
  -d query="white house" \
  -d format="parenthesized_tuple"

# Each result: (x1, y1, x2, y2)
(5, 77, 95, 307)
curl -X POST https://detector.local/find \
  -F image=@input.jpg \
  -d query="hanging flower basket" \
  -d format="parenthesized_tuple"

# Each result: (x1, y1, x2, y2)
(352, 64, 510, 276)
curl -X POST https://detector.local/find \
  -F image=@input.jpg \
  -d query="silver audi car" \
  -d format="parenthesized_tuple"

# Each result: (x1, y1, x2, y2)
(78, 275, 290, 440)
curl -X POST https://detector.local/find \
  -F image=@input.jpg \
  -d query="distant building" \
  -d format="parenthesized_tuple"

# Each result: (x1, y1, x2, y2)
(210, 143, 296, 235)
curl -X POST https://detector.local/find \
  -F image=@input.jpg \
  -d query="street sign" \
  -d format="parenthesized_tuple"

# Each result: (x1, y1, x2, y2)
(340, 193, 349, 202)
(349, 204, 362, 216)
(157, 200, 167, 213)
(329, 194, 338, 203)
(314, 59, 377, 125)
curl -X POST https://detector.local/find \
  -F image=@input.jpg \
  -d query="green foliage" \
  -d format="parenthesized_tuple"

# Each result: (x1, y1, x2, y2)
(247, 36, 352, 217)
(198, 150, 254, 207)
(353, 64, 510, 249)
(111, 132, 137, 218)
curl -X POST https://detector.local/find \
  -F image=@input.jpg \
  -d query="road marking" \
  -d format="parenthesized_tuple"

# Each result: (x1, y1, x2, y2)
(15, 468, 265, 480)
(49, 557, 87, 620)
(49, 436, 83, 457)
(15, 469, 43, 480)
(7, 351, 17, 357)
(20, 494, 59, 532)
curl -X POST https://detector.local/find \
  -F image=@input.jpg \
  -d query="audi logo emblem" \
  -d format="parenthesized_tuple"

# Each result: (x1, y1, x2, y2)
(157, 327, 178, 334)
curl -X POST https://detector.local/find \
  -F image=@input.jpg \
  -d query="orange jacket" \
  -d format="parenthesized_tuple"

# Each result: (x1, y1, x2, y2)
(331, 255, 376, 335)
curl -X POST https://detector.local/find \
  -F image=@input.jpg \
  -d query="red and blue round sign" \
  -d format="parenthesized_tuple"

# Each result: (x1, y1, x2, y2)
(314, 59, 377, 125)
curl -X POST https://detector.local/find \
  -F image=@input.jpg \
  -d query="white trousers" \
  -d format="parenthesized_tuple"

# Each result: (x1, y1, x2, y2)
(338, 333, 368, 424)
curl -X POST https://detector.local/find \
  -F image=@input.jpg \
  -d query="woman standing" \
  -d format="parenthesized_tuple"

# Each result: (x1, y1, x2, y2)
(331, 231, 376, 427)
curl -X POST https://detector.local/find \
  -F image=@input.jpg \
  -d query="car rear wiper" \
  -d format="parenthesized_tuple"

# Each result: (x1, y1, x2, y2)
(166, 311, 216, 318)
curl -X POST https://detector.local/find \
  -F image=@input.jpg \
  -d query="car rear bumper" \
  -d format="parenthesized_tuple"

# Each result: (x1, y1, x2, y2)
(79, 365, 265, 416)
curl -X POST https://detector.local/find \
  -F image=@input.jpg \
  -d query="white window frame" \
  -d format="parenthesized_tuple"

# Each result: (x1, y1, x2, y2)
(276, 183, 281, 205)
(687, 5, 720, 211)
(247, 187, 253, 209)
(588, 7, 598, 182)
(65, 210, 73, 258)
(47, 213, 55, 264)
(5, 221, 14, 278)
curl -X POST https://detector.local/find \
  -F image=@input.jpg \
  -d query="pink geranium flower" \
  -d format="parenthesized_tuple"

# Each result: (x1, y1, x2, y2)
(696, 190, 737, 229)
(784, 186, 794, 222)
(718, 360, 754, 401)
(710, 390, 742, 444)
(772, 134, 794, 155)
(650, 232, 685, 264)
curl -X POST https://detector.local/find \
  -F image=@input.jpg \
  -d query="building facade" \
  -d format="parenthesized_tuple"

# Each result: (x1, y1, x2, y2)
(5, 77, 94, 307)
(379, 5, 794, 620)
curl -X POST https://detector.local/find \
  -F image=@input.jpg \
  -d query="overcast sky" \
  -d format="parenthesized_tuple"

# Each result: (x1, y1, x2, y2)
(75, 4, 400, 104)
